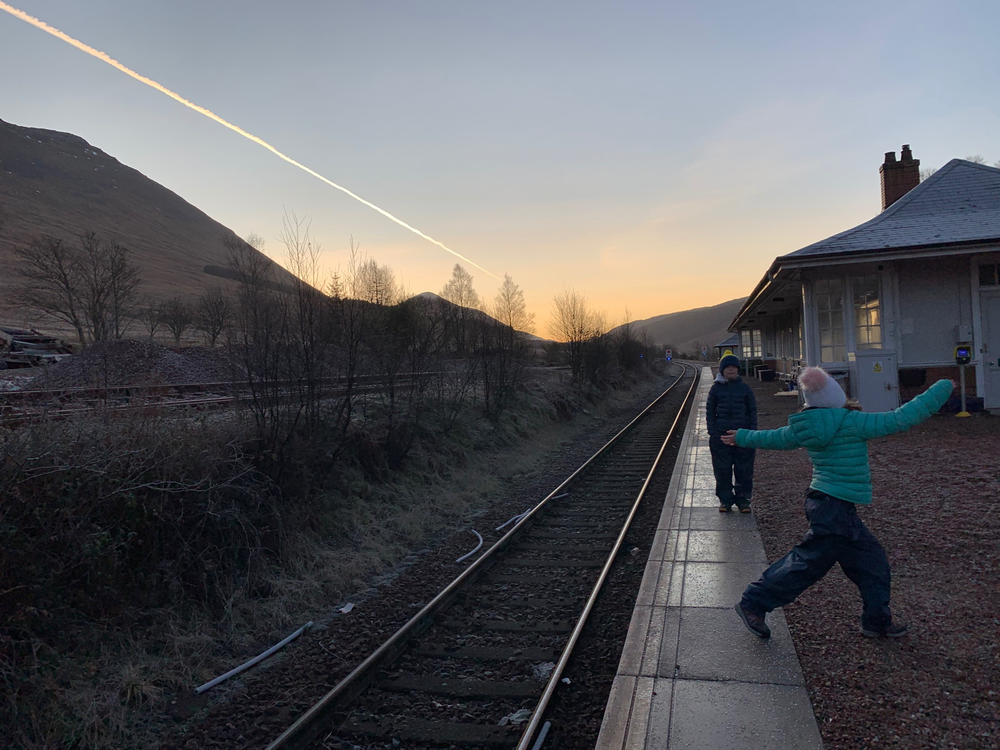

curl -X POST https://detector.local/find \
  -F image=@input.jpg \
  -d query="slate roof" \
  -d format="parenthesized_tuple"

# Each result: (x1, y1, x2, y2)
(781, 159, 1000, 261)
(714, 333, 740, 348)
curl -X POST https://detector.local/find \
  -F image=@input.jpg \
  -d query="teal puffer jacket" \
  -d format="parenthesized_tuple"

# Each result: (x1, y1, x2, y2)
(734, 379, 952, 504)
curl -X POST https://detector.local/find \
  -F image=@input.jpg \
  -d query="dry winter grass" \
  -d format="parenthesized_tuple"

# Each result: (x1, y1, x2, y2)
(745, 377, 999, 749)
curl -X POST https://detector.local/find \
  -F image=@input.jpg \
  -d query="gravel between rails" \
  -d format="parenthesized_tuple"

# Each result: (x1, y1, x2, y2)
(744, 376, 1000, 750)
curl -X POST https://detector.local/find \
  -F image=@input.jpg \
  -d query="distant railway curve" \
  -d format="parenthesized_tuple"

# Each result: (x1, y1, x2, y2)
(259, 362, 699, 750)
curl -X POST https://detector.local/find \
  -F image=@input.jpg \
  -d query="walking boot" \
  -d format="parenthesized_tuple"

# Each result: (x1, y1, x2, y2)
(735, 602, 770, 638)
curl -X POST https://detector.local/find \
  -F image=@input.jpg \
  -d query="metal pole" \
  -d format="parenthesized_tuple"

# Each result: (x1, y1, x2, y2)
(957, 364, 970, 417)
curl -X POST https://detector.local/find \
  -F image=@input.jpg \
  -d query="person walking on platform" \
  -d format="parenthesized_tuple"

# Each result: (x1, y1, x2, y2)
(724, 367, 954, 640)
(706, 351, 757, 513)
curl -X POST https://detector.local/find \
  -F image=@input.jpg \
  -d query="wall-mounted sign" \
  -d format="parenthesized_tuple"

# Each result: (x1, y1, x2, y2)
(873, 362, 883, 373)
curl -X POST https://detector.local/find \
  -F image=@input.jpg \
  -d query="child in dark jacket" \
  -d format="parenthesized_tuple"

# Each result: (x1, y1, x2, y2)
(723, 367, 954, 640)
(706, 352, 757, 513)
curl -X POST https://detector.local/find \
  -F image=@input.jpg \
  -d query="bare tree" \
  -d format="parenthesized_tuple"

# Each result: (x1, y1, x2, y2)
(476, 274, 533, 421)
(440, 263, 481, 354)
(161, 297, 194, 345)
(14, 232, 141, 344)
(138, 301, 164, 340)
(491, 273, 534, 335)
(355, 257, 400, 305)
(194, 286, 232, 347)
(549, 288, 603, 380)
(613, 309, 645, 374)
(14, 235, 88, 344)
(78, 232, 141, 342)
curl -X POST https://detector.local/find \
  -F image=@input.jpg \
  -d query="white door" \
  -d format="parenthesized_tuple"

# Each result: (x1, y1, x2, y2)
(982, 291, 1000, 410)
(853, 351, 899, 412)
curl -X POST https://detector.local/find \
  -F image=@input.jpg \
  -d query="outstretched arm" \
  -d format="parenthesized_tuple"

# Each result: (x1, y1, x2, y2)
(855, 379, 954, 439)
(722, 425, 801, 450)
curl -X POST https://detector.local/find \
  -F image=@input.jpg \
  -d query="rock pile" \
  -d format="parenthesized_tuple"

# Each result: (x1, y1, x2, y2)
(25, 339, 233, 389)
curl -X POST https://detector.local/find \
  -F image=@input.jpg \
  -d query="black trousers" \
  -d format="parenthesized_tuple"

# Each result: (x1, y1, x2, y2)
(709, 435, 755, 507)
(741, 490, 893, 630)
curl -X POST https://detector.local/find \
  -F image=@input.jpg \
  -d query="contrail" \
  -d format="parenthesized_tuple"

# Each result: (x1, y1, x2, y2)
(0, 1, 499, 280)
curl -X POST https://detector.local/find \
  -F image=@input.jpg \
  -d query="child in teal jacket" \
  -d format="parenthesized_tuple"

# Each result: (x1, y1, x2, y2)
(723, 367, 954, 639)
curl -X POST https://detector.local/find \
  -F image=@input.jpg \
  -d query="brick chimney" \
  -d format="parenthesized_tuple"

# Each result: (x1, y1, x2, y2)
(879, 144, 920, 210)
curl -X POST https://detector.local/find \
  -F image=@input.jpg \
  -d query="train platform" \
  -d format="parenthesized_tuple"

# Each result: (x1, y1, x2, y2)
(594, 367, 824, 749)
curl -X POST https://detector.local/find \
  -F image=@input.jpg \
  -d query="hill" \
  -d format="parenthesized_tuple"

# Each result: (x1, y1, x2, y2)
(621, 297, 746, 354)
(0, 118, 295, 327)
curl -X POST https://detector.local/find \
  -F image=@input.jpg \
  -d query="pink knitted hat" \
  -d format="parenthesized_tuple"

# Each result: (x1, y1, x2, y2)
(799, 367, 846, 409)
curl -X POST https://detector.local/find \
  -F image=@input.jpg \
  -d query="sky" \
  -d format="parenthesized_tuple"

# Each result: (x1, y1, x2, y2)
(2, 1, 999, 336)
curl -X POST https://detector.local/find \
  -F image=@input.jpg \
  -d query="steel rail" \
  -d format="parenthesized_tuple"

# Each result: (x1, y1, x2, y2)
(0, 371, 442, 403)
(0, 378, 430, 427)
(264, 363, 693, 750)
(515, 362, 699, 749)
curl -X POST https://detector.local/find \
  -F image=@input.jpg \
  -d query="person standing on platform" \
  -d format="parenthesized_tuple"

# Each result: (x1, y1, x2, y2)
(706, 351, 757, 513)
(725, 367, 954, 639)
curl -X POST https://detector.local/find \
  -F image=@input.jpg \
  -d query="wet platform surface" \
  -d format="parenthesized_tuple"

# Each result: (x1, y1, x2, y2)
(595, 367, 824, 749)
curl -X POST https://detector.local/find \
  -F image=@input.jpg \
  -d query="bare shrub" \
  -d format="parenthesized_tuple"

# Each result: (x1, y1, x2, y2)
(0, 408, 277, 746)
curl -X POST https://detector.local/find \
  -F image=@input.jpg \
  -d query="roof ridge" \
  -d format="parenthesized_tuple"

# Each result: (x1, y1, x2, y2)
(780, 157, 1000, 260)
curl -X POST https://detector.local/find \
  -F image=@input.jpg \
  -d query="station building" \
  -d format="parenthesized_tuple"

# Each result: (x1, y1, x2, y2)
(729, 146, 1000, 412)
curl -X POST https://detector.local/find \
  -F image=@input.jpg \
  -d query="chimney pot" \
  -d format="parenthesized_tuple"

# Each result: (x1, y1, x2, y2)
(879, 144, 920, 211)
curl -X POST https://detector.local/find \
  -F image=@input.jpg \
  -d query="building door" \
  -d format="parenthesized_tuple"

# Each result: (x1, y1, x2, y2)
(852, 351, 899, 412)
(982, 291, 1000, 410)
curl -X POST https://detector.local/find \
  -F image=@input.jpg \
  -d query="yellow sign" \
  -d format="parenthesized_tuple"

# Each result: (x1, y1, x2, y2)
(873, 362, 883, 373)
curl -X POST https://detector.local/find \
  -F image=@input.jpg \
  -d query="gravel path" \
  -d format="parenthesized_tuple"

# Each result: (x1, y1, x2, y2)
(744, 376, 999, 749)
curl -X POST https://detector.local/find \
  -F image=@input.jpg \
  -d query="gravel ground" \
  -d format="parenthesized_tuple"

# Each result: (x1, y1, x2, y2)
(744, 376, 1000, 750)
(23, 339, 232, 389)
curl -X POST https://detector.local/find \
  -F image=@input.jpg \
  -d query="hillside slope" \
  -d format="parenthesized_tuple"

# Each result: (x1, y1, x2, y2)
(623, 297, 746, 353)
(0, 118, 293, 326)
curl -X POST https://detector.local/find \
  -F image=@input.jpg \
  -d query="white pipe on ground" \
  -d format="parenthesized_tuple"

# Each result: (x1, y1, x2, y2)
(195, 621, 314, 694)
(455, 529, 484, 563)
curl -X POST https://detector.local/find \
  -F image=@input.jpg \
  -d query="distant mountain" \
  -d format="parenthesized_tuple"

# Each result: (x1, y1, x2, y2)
(0, 118, 295, 327)
(617, 297, 747, 354)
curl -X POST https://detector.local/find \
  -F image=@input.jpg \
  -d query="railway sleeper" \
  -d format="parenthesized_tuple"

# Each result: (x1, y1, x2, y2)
(483, 573, 578, 584)
(438, 616, 574, 633)
(527, 529, 618, 539)
(515, 543, 612, 553)
(544, 504, 628, 514)
(501, 557, 605, 567)
(412, 644, 562, 661)
(376, 675, 543, 698)
(338, 716, 517, 746)
(459, 594, 581, 608)
(535, 518, 614, 527)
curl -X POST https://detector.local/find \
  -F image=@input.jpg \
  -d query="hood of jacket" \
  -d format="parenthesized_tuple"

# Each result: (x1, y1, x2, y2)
(786, 407, 851, 449)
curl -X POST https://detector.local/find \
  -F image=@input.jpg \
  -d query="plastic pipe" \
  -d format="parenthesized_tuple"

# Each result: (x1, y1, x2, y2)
(496, 509, 532, 532)
(455, 529, 483, 563)
(195, 621, 313, 694)
(531, 722, 551, 750)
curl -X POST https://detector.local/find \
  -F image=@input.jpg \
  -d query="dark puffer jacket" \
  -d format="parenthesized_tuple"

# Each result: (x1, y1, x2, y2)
(706, 374, 757, 437)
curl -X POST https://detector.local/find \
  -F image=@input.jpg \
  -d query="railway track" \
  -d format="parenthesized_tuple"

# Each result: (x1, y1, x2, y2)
(260, 363, 699, 750)
(0, 373, 429, 426)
